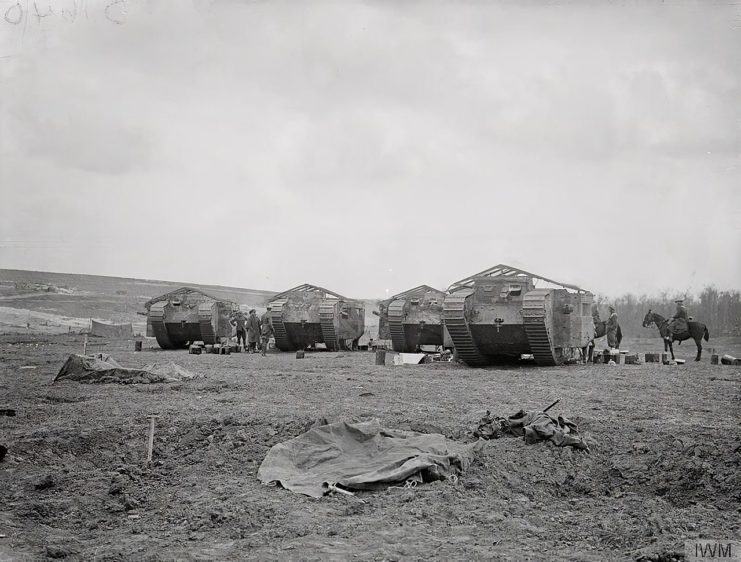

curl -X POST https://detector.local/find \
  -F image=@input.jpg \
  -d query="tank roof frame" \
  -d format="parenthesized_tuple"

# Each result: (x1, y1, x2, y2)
(391, 284, 445, 300)
(145, 286, 237, 308)
(447, 264, 587, 294)
(271, 283, 358, 303)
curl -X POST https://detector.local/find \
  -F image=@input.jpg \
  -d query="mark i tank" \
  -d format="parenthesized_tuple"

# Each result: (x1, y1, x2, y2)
(145, 287, 239, 349)
(376, 285, 450, 352)
(268, 284, 365, 352)
(442, 264, 595, 366)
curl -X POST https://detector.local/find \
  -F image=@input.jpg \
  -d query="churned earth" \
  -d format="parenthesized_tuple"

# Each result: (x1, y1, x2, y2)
(1, 335, 739, 561)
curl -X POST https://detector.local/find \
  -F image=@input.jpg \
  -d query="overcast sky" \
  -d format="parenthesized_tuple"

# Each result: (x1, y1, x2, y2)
(1, 0, 739, 299)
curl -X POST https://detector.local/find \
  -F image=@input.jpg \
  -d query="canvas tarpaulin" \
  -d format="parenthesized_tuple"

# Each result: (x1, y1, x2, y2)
(54, 354, 201, 384)
(90, 320, 133, 338)
(258, 419, 482, 498)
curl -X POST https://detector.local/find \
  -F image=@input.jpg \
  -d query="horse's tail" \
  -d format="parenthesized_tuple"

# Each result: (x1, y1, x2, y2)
(704, 326, 710, 341)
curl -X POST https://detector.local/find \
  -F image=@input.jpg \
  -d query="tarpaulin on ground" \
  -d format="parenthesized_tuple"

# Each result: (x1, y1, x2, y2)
(258, 419, 482, 498)
(90, 320, 133, 338)
(54, 354, 201, 384)
(475, 409, 590, 452)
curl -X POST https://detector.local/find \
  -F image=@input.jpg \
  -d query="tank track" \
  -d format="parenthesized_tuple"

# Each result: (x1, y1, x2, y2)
(149, 302, 176, 349)
(387, 299, 408, 352)
(522, 289, 559, 366)
(269, 299, 292, 351)
(443, 291, 488, 366)
(319, 301, 339, 351)
(198, 303, 217, 344)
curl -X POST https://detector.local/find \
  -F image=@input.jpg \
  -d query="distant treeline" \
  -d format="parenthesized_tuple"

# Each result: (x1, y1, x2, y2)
(596, 287, 741, 337)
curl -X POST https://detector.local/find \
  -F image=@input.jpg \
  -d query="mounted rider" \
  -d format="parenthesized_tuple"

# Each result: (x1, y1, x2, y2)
(667, 299, 689, 337)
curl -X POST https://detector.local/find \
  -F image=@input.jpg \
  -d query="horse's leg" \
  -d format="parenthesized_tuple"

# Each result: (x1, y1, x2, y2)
(695, 337, 702, 361)
(668, 340, 675, 360)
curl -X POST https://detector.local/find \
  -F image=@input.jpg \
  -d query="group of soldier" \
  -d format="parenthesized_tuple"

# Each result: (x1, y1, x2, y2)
(230, 307, 274, 356)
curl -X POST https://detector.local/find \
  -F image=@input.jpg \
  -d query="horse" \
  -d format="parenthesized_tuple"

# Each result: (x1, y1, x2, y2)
(587, 311, 622, 362)
(642, 309, 709, 361)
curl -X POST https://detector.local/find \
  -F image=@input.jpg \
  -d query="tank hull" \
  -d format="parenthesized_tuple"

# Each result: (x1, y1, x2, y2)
(468, 325, 530, 358)
(383, 286, 448, 352)
(444, 281, 595, 366)
(269, 285, 365, 352)
(159, 323, 202, 348)
(145, 288, 237, 350)
(400, 323, 446, 350)
(279, 322, 324, 351)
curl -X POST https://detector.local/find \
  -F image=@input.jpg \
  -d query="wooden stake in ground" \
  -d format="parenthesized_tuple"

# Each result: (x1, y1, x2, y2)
(146, 415, 159, 464)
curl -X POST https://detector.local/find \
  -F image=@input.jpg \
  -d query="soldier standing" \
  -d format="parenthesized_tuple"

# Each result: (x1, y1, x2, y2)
(231, 311, 247, 350)
(246, 309, 261, 353)
(260, 307, 274, 356)
(606, 305, 619, 350)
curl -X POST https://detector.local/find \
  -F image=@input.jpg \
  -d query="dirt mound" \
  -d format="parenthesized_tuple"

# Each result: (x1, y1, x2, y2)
(638, 434, 740, 509)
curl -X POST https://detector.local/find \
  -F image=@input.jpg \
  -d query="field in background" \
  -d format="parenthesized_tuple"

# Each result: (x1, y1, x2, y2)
(0, 269, 381, 342)
(0, 269, 277, 303)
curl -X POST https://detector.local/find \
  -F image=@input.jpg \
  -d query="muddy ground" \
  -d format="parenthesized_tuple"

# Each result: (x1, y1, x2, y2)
(1, 335, 739, 561)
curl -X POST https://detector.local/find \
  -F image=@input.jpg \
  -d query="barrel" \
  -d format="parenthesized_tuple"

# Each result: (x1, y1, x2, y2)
(375, 349, 386, 365)
(134, 340, 142, 352)
(296, 350, 305, 359)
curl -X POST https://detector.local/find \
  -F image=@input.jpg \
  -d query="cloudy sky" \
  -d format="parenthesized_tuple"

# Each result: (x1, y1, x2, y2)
(1, 0, 739, 299)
